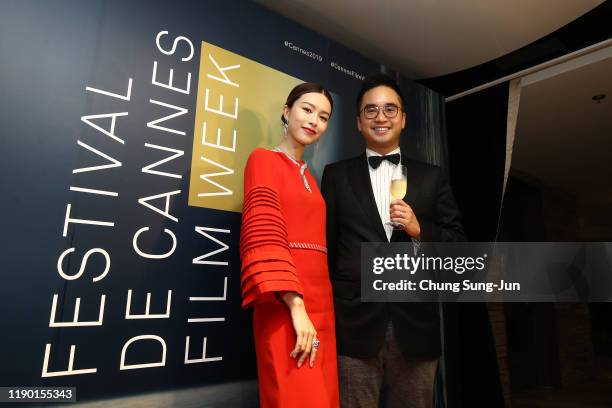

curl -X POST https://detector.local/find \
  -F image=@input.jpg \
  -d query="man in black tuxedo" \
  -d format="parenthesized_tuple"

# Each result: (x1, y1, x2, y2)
(321, 73, 465, 408)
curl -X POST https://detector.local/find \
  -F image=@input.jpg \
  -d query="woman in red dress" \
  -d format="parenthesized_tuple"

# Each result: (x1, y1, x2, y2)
(240, 83, 338, 407)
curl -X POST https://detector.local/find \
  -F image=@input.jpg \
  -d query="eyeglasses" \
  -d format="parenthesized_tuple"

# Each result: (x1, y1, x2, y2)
(361, 104, 402, 119)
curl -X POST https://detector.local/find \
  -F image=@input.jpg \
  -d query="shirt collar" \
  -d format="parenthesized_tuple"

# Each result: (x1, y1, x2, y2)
(366, 147, 401, 158)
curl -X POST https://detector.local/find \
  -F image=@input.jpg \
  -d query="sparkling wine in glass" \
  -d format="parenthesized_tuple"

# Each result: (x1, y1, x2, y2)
(387, 165, 407, 228)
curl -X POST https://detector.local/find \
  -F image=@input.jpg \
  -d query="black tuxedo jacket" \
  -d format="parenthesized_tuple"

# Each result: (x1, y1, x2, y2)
(321, 152, 465, 359)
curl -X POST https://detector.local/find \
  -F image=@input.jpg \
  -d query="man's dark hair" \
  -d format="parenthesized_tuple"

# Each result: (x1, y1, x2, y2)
(355, 73, 405, 116)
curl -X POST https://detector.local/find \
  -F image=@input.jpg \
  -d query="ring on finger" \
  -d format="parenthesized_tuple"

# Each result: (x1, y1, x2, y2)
(312, 338, 320, 349)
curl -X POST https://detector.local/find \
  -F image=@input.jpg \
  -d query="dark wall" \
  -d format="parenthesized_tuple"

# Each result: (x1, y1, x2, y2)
(442, 83, 509, 407)
(446, 83, 508, 242)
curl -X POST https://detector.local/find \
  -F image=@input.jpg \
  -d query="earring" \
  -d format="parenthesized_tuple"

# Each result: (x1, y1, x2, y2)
(283, 121, 288, 136)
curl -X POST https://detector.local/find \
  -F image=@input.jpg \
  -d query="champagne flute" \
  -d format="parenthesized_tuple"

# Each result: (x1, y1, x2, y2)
(387, 165, 407, 229)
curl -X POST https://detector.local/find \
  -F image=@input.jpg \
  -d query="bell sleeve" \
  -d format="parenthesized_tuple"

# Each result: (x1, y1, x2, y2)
(239, 149, 303, 308)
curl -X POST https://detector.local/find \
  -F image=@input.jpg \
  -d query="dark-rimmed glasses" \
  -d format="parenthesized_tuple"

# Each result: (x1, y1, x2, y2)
(361, 104, 402, 119)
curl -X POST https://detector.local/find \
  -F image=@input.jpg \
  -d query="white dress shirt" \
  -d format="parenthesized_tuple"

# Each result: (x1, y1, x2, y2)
(366, 147, 401, 242)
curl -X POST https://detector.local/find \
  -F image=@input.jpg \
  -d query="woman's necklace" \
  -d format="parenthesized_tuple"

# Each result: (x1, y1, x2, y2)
(272, 146, 312, 193)
(274, 145, 300, 162)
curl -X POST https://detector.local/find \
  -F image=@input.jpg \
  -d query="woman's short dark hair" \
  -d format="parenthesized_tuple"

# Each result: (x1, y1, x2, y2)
(282, 83, 334, 124)
(355, 73, 404, 116)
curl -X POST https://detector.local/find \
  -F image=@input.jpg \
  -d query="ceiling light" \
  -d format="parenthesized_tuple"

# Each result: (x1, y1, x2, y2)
(592, 94, 606, 103)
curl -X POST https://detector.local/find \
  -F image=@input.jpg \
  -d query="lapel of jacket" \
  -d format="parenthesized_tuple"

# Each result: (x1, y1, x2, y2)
(348, 152, 388, 241)
(402, 155, 420, 207)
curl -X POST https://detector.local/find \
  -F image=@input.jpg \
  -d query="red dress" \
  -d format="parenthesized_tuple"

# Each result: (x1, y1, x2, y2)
(240, 148, 339, 408)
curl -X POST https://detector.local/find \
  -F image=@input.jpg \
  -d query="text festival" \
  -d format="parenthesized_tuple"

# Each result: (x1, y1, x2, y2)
(42, 30, 239, 377)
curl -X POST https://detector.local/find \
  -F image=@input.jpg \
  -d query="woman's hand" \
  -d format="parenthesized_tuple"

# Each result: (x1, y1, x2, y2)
(281, 292, 318, 368)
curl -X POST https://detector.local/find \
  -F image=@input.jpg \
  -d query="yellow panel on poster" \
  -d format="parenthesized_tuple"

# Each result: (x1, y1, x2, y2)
(188, 41, 302, 212)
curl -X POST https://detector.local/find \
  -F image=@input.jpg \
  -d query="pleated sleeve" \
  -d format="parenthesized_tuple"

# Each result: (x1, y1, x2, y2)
(239, 149, 303, 308)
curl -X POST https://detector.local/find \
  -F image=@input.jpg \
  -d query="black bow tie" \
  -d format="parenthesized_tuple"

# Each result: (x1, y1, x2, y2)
(368, 153, 401, 169)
